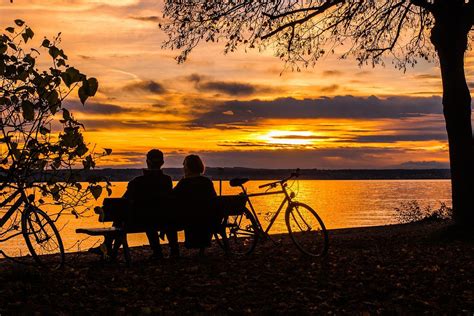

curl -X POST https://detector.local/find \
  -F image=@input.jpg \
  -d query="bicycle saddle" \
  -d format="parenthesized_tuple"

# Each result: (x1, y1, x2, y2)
(229, 178, 249, 187)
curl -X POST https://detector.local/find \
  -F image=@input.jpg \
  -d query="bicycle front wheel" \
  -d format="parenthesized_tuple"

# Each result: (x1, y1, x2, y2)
(22, 207, 65, 269)
(285, 202, 328, 257)
(215, 208, 259, 255)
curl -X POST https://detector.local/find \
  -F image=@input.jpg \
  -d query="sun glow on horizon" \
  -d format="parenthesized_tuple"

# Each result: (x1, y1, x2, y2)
(260, 130, 318, 146)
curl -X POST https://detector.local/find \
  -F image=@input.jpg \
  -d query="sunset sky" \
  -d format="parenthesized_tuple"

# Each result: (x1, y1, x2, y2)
(1, 0, 468, 169)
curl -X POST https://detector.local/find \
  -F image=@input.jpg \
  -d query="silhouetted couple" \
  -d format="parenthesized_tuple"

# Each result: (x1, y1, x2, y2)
(93, 149, 217, 259)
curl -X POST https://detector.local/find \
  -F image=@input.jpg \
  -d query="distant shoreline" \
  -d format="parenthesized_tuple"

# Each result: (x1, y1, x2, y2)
(84, 168, 451, 181)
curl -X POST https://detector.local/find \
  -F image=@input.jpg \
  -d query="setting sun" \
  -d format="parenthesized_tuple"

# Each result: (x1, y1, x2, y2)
(260, 130, 317, 146)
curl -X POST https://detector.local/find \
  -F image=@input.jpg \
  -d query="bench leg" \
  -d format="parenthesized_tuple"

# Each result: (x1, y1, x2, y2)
(217, 226, 230, 255)
(110, 234, 121, 261)
(122, 234, 131, 266)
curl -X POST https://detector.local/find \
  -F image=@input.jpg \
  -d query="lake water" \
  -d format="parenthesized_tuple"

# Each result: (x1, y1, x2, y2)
(0, 180, 451, 257)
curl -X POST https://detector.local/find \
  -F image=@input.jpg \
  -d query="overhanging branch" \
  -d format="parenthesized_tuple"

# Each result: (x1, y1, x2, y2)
(261, 0, 345, 40)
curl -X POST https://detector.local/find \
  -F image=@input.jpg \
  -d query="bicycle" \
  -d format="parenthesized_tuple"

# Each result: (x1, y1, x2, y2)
(0, 182, 65, 269)
(215, 170, 329, 257)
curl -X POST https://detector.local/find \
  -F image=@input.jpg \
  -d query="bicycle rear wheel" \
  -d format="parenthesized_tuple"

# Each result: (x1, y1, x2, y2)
(22, 206, 65, 269)
(285, 202, 328, 257)
(215, 208, 259, 255)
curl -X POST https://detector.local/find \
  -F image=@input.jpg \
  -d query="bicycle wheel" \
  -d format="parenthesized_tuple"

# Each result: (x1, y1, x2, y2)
(285, 202, 328, 257)
(22, 206, 65, 269)
(215, 208, 259, 255)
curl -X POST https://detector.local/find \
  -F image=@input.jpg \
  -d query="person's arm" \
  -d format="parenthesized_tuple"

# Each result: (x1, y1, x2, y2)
(165, 175, 173, 194)
(172, 178, 184, 196)
(207, 178, 217, 197)
(122, 179, 136, 199)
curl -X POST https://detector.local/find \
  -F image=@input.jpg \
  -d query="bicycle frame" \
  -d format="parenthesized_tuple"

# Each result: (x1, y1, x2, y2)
(238, 182, 295, 235)
(0, 186, 35, 243)
(0, 189, 24, 228)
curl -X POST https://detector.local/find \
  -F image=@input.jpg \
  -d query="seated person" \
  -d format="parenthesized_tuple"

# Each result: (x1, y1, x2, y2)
(173, 155, 217, 255)
(91, 149, 179, 259)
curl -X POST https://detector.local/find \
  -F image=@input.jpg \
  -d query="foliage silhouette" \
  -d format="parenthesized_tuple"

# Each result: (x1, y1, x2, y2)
(394, 200, 452, 224)
(160, 1, 474, 227)
(0, 20, 111, 242)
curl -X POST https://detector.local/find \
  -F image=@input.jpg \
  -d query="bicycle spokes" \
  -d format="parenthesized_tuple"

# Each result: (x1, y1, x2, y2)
(217, 209, 259, 256)
(285, 203, 328, 257)
(291, 205, 313, 232)
(22, 208, 65, 268)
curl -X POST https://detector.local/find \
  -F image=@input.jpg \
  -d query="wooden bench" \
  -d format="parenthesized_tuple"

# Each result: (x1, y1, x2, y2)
(76, 195, 247, 265)
(76, 198, 133, 264)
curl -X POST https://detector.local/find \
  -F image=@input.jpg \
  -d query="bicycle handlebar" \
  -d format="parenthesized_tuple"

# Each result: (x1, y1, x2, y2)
(258, 169, 300, 189)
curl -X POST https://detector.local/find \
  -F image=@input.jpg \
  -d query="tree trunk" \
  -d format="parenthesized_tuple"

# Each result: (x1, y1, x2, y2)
(431, 13, 474, 227)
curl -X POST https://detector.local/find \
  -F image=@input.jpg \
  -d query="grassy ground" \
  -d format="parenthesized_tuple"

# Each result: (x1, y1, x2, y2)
(0, 221, 472, 314)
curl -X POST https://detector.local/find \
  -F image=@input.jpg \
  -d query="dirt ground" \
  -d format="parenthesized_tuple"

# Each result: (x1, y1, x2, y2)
(0, 221, 473, 314)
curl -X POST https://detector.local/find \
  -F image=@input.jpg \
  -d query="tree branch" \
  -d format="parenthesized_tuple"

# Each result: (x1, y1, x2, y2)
(261, 0, 345, 40)
(410, 0, 434, 12)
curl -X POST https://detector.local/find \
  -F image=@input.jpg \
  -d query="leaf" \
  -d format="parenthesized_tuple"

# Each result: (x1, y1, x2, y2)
(47, 90, 60, 110)
(71, 209, 79, 219)
(75, 143, 88, 157)
(48, 46, 60, 59)
(78, 85, 88, 104)
(104, 148, 112, 155)
(7, 45, 17, 56)
(41, 38, 50, 47)
(21, 100, 35, 121)
(61, 67, 82, 87)
(89, 185, 102, 200)
(21, 27, 34, 43)
(94, 206, 103, 214)
(39, 126, 50, 135)
(86, 77, 98, 96)
(25, 27, 34, 39)
(62, 108, 71, 121)
(57, 58, 66, 67)
(14, 19, 25, 26)
(5, 27, 14, 33)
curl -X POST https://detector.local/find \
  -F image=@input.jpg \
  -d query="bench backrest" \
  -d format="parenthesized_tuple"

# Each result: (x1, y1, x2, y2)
(100, 198, 131, 222)
(98, 195, 247, 224)
(213, 195, 247, 216)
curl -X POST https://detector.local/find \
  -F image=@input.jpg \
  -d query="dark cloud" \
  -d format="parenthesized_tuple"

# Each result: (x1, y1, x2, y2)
(200, 81, 256, 96)
(100, 147, 449, 169)
(191, 95, 443, 127)
(271, 135, 335, 140)
(65, 101, 131, 115)
(186, 73, 274, 96)
(124, 80, 167, 94)
(80, 119, 186, 131)
(167, 147, 413, 169)
(408, 91, 442, 95)
(396, 161, 449, 169)
(322, 70, 343, 76)
(351, 133, 447, 143)
(78, 55, 94, 60)
(129, 16, 160, 22)
(217, 141, 270, 148)
(319, 84, 339, 93)
(414, 74, 439, 80)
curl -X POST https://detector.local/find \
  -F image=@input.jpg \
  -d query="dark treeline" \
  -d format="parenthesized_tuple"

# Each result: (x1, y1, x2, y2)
(78, 168, 451, 182)
(0, 168, 452, 183)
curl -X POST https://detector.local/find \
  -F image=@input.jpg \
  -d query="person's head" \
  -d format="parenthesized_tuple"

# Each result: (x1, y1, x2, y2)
(183, 154, 205, 177)
(146, 149, 164, 169)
